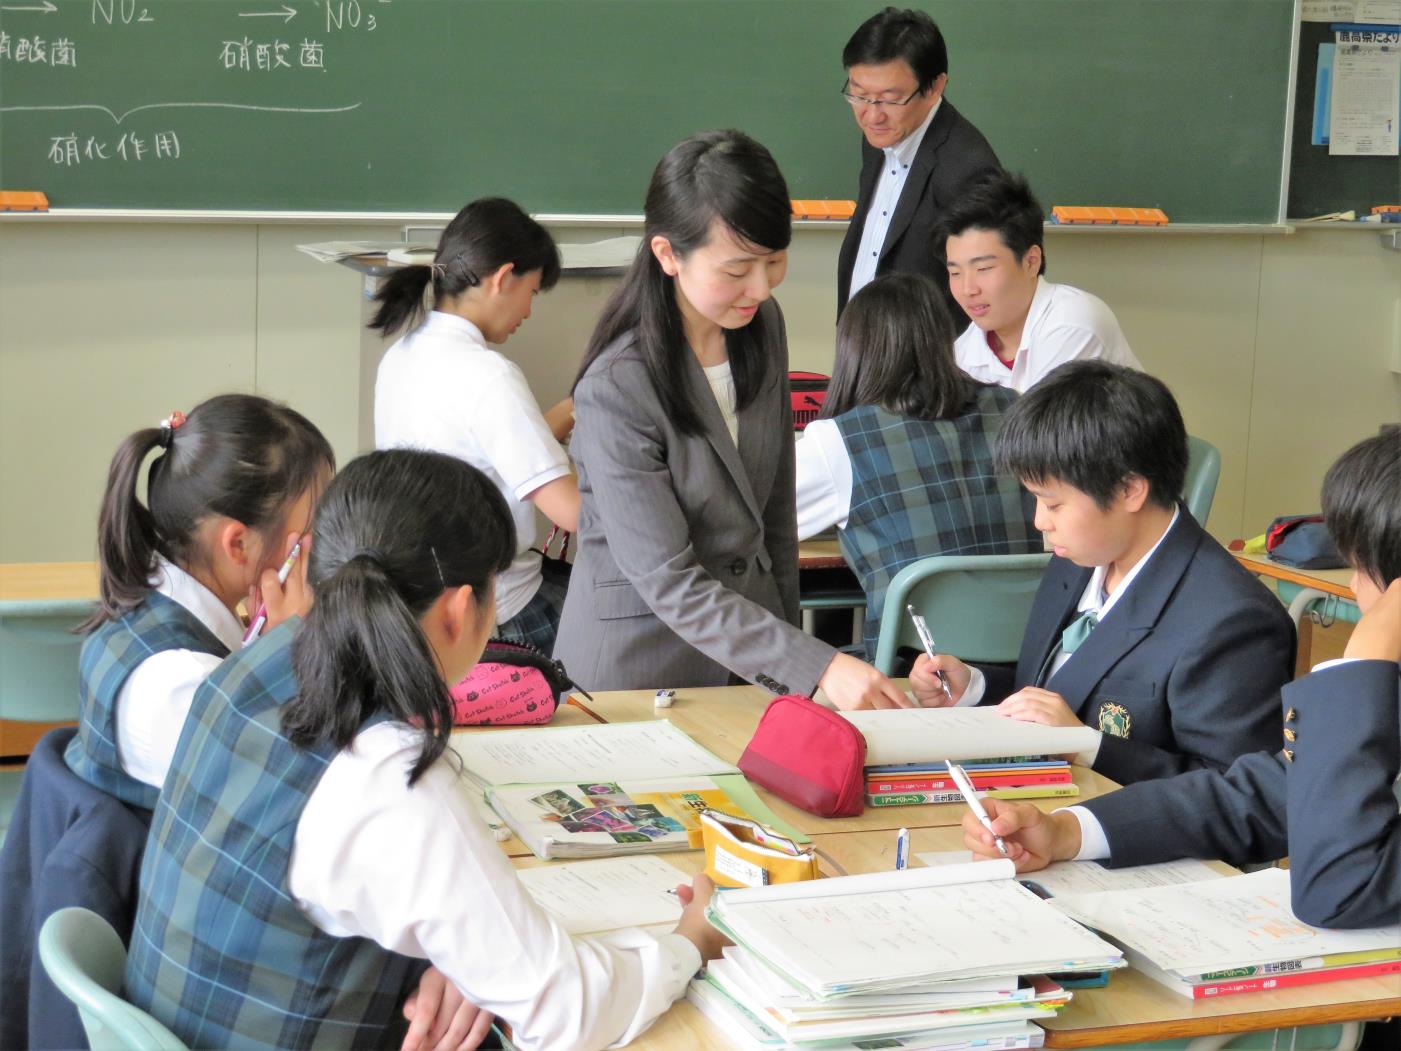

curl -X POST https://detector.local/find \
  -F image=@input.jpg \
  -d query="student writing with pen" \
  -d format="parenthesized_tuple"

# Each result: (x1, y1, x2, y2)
(908, 362, 1295, 786)
(959, 433, 1400, 932)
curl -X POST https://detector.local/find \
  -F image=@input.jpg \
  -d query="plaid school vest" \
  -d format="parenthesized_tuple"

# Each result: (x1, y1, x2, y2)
(65, 591, 230, 809)
(124, 621, 424, 1050)
(833, 388, 1041, 657)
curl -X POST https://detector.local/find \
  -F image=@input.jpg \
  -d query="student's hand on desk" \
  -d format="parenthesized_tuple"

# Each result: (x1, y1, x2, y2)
(256, 532, 314, 631)
(400, 965, 494, 1051)
(818, 653, 914, 710)
(673, 873, 730, 961)
(962, 800, 1081, 873)
(997, 687, 1085, 730)
(1343, 577, 1401, 663)
(909, 653, 971, 707)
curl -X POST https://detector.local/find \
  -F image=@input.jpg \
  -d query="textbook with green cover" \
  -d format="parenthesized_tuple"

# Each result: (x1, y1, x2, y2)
(450, 720, 803, 859)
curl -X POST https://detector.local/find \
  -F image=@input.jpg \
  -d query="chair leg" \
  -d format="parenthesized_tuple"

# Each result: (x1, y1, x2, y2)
(801, 608, 815, 635)
(851, 606, 865, 648)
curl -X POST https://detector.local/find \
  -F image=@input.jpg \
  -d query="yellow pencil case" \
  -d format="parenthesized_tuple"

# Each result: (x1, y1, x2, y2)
(699, 809, 819, 888)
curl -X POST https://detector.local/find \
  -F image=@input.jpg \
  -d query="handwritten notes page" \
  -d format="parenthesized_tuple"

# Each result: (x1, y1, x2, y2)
(450, 721, 737, 787)
(840, 707, 1101, 766)
(1026, 858, 1224, 897)
(1050, 868, 1401, 973)
(515, 856, 686, 934)
(710, 862, 1122, 996)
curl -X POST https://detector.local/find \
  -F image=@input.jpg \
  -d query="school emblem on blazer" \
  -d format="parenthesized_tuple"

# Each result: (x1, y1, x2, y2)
(1097, 701, 1132, 738)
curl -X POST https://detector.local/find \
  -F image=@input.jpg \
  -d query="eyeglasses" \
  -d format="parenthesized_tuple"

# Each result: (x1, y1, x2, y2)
(840, 82, 923, 109)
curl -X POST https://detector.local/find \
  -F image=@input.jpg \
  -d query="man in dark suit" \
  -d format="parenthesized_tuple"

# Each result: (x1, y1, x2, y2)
(956, 431, 1400, 932)
(836, 7, 1000, 314)
(909, 361, 1295, 787)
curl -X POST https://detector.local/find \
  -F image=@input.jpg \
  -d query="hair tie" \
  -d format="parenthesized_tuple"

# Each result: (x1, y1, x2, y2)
(157, 410, 186, 448)
(429, 262, 447, 280)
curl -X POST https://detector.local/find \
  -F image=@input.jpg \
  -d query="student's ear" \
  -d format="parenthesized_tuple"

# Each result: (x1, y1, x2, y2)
(927, 72, 949, 102)
(442, 584, 477, 644)
(485, 262, 515, 295)
(651, 235, 680, 277)
(1022, 244, 1043, 276)
(1119, 475, 1151, 514)
(215, 519, 256, 569)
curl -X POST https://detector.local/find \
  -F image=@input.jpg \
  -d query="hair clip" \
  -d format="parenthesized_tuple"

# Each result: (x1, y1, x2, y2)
(157, 410, 186, 448)
(429, 545, 447, 588)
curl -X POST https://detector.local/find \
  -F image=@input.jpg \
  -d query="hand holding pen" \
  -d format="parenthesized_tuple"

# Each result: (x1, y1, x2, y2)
(243, 533, 311, 646)
(945, 760, 1009, 857)
(907, 605, 960, 705)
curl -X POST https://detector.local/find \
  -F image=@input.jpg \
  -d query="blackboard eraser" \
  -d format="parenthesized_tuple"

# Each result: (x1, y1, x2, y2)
(1052, 206, 1167, 226)
(792, 199, 856, 220)
(0, 191, 49, 212)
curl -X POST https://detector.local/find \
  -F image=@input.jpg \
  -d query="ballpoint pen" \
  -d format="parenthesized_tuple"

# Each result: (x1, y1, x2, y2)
(895, 827, 910, 871)
(945, 759, 1009, 857)
(242, 540, 302, 647)
(907, 604, 954, 703)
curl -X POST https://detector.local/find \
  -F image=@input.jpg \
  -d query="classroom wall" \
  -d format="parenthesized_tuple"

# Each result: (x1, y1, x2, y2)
(0, 221, 1397, 564)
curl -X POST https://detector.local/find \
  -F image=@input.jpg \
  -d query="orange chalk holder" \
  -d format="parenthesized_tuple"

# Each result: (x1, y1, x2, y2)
(0, 191, 50, 212)
(1051, 206, 1168, 226)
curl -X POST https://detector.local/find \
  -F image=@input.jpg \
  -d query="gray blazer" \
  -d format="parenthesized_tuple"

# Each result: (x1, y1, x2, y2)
(553, 300, 836, 694)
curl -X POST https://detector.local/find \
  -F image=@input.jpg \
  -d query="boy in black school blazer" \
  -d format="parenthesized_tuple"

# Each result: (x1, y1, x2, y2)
(911, 361, 1295, 786)
(959, 432, 1400, 931)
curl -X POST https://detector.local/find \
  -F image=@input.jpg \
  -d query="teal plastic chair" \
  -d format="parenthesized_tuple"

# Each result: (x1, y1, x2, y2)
(1183, 435, 1221, 526)
(38, 907, 188, 1051)
(872, 553, 1052, 675)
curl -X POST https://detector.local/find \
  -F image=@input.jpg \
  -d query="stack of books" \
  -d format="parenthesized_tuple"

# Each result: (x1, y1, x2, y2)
(838, 707, 1104, 809)
(866, 757, 1076, 807)
(1050, 867, 1401, 1000)
(688, 860, 1124, 1050)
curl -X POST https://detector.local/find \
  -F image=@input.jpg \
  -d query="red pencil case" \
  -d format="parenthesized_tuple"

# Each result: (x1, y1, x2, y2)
(449, 639, 590, 726)
(737, 695, 866, 817)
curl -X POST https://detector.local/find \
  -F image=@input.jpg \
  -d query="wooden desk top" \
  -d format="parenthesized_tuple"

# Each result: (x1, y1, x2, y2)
(1233, 551, 1356, 601)
(0, 561, 99, 602)
(569, 684, 1120, 836)
(797, 538, 846, 569)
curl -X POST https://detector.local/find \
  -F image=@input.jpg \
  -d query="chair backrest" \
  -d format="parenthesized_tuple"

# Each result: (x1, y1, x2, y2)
(38, 908, 188, 1051)
(1183, 435, 1221, 526)
(0, 599, 93, 722)
(873, 553, 1053, 674)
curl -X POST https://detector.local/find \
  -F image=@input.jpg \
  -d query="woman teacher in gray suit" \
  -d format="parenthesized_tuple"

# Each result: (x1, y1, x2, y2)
(554, 130, 910, 711)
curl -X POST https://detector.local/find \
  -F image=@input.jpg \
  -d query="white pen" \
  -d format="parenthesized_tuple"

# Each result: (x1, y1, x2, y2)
(945, 759, 1009, 857)
(895, 827, 910, 871)
(907, 604, 954, 703)
(242, 540, 301, 647)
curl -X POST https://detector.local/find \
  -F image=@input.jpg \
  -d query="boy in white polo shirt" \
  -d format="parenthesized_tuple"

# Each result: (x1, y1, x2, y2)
(939, 171, 1140, 392)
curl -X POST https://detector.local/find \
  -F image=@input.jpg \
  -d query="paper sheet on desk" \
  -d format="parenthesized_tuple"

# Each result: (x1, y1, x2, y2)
(516, 857, 686, 935)
(841, 706, 1100, 766)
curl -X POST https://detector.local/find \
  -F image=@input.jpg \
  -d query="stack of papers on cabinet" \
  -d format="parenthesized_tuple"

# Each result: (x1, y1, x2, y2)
(691, 860, 1121, 1048)
(1049, 867, 1401, 999)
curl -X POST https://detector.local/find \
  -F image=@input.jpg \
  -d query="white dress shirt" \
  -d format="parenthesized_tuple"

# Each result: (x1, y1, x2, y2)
(953, 278, 1141, 392)
(794, 418, 854, 539)
(114, 558, 244, 789)
(847, 100, 941, 299)
(375, 312, 571, 623)
(703, 360, 739, 447)
(958, 508, 1181, 771)
(289, 722, 701, 1051)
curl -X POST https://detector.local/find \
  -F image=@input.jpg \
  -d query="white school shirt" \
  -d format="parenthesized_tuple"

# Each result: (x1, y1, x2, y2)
(847, 99, 941, 299)
(703, 360, 739, 447)
(1065, 654, 1363, 862)
(957, 508, 1181, 768)
(794, 418, 854, 539)
(114, 558, 244, 789)
(953, 278, 1141, 393)
(375, 312, 571, 623)
(288, 722, 701, 1051)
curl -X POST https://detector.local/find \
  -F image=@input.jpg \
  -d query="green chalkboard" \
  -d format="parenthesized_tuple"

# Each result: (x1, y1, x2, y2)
(0, 0, 1294, 221)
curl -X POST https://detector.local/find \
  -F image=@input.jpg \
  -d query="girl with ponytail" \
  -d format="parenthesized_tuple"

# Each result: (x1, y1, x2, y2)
(373, 197, 579, 654)
(124, 449, 727, 1051)
(67, 393, 333, 810)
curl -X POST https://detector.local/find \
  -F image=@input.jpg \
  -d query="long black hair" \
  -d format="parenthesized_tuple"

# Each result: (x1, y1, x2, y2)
(821, 272, 973, 421)
(86, 394, 334, 632)
(369, 197, 562, 338)
(574, 130, 792, 436)
(1321, 431, 1401, 588)
(285, 449, 515, 785)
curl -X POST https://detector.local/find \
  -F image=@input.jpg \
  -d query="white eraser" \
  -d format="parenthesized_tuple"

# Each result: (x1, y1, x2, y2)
(654, 689, 676, 709)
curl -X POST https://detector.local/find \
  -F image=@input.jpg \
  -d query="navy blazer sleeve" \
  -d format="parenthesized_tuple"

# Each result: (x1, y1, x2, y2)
(1081, 749, 1289, 869)
(1285, 659, 1401, 928)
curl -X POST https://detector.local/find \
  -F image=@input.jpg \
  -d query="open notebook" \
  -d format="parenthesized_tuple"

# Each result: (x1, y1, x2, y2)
(450, 721, 801, 859)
